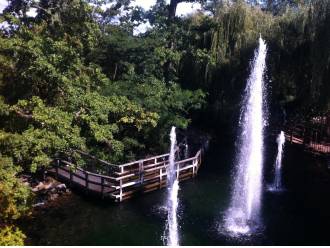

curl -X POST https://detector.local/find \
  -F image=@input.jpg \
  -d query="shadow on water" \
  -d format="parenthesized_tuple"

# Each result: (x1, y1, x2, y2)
(20, 136, 330, 245)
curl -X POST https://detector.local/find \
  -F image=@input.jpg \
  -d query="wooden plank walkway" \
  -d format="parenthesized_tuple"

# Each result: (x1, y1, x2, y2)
(48, 149, 202, 202)
(284, 124, 330, 155)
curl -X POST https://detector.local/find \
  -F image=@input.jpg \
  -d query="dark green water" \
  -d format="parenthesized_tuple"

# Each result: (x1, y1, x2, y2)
(21, 138, 330, 245)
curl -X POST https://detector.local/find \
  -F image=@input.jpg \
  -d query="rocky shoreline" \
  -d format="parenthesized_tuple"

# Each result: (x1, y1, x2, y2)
(21, 174, 72, 210)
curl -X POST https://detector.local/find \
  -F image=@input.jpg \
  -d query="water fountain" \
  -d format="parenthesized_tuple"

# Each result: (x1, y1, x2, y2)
(224, 37, 267, 235)
(269, 131, 285, 191)
(165, 126, 180, 246)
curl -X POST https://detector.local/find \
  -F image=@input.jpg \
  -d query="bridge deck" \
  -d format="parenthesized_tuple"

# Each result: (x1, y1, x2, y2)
(284, 125, 330, 155)
(48, 149, 202, 202)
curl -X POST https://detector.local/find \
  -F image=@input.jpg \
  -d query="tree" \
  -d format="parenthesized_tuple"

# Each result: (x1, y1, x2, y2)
(0, 156, 30, 245)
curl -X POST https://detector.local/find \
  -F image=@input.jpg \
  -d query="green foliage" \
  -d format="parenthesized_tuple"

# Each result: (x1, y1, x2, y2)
(0, 96, 86, 171)
(0, 22, 106, 105)
(177, 0, 329, 124)
(0, 90, 159, 168)
(0, 155, 30, 246)
(0, 156, 30, 222)
(104, 77, 205, 153)
(1, 0, 329, 243)
(211, 1, 274, 64)
(0, 225, 26, 246)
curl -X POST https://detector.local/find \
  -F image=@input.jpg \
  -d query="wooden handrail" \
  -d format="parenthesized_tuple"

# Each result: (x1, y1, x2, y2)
(58, 149, 201, 178)
(59, 160, 117, 180)
(51, 148, 203, 201)
(119, 153, 170, 168)
(75, 150, 118, 167)
(284, 123, 330, 155)
(118, 147, 180, 168)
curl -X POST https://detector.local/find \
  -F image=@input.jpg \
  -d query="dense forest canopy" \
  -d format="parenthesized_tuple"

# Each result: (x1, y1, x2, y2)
(0, 0, 329, 244)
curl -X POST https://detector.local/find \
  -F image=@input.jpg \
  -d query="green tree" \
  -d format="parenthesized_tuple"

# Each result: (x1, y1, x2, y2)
(0, 155, 30, 245)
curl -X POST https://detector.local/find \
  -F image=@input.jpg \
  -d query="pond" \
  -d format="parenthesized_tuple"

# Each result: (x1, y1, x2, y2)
(21, 137, 330, 245)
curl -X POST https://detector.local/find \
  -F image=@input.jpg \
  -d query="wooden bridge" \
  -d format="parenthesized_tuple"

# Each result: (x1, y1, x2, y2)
(48, 149, 202, 202)
(284, 122, 330, 155)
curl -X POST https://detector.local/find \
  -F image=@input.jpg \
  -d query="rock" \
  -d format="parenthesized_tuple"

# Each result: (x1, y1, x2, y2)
(31, 180, 56, 192)
(32, 182, 44, 192)
(43, 182, 54, 190)
(20, 174, 32, 183)
(23, 181, 30, 187)
(49, 193, 59, 201)
(32, 202, 45, 207)
(56, 184, 67, 190)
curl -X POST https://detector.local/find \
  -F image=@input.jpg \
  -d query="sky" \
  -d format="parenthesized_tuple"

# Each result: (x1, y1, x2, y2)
(0, 0, 201, 16)
(131, 0, 202, 34)
(0, 0, 7, 12)
(0, 0, 201, 34)
(132, 0, 202, 16)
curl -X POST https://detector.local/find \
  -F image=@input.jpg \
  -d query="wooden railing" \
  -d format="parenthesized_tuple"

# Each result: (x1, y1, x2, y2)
(284, 124, 330, 155)
(48, 149, 202, 202)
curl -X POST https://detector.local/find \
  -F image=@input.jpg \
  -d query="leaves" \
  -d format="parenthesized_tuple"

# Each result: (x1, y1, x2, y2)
(0, 156, 31, 222)
(0, 226, 26, 246)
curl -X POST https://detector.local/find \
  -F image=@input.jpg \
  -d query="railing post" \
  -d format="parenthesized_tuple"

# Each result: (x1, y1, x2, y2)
(85, 171, 89, 189)
(195, 151, 201, 175)
(192, 159, 195, 177)
(101, 177, 104, 198)
(119, 179, 123, 202)
(315, 131, 318, 151)
(303, 127, 308, 147)
(119, 166, 124, 202)
(55, 160, 59, 180)
(159, 166, 163, 189)
(69, 169, 73, 187)
(309, 129, 313, 149)
(139, 161, 144, 185)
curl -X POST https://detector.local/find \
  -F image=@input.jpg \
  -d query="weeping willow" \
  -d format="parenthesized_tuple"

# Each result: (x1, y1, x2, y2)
(212, 1, 330, 114)
(179, 0, 329, 125)
(308, 0, 330, 113)
(210, 1, 274, 65)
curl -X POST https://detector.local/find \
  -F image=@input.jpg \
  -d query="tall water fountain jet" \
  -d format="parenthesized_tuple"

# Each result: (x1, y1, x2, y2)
(269, 131, 285, 191)
(165, 126, 179, 246)
(224, 37, 267, 235)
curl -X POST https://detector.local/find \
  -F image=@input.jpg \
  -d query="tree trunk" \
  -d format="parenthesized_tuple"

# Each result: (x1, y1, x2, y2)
(168, 0, 179, 21)
(164, 0, 180, 83)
